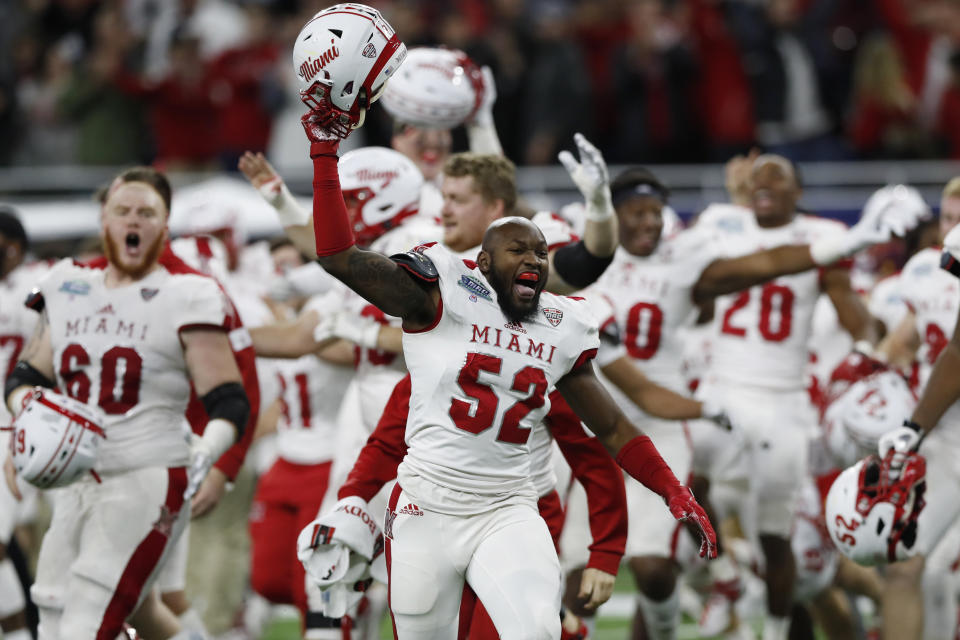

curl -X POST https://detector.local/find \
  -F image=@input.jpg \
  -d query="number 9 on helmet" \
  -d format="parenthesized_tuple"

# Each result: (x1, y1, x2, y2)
(292, 3, 408, 137)
(10, 389, 106, 489)
(824, 452, 927, 566)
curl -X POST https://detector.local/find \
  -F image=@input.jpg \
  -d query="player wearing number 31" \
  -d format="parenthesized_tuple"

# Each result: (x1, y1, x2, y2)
(2, 166, 250, 640)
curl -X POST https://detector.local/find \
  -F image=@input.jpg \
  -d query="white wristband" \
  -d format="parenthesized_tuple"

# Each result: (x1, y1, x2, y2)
(808, 235, 856, 266)
(258, 178, 310, 227)
(200, 418, 237, 460)
(466, 122, 504, 156)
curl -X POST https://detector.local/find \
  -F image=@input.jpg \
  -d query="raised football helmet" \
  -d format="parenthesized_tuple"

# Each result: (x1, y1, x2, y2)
(10, 389, 105, 489)
(823, 371, 916, 468)
(824, 452, 926, 565)
(380, 47, 485, 129)
(292, 3, 407, 137)
(339, 146, 423, 246)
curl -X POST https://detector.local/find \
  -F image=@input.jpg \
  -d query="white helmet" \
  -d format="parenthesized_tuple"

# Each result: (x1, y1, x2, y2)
(380, 47, 484, 129)
(823, 371, 916, 468)
(339, 146, 423, 246)
(824, 452, 926, 565)
(10, 389, 106, 489)
(292, 3, 407, 137)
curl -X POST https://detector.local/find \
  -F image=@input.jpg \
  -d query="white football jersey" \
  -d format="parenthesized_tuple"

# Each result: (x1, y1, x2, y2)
(0, 262, 48, 423)
(898, 248, 960, 446)
(590, 228, 722, 396)
(398, 244, 600, 515)
(703, 212, 848, 390)
(274, 293, 353, 465)
(36, 259, 231, 472)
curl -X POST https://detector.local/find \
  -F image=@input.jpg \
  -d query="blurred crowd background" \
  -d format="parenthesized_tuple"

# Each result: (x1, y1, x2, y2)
(2, 0, 960, 174)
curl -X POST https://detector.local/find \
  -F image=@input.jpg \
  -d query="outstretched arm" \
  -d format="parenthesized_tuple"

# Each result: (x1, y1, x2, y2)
(600, 356, 704, 420)
(693, 245, 819, 303)
(555, 362, 717, 558)
(238, 151, 317, 257)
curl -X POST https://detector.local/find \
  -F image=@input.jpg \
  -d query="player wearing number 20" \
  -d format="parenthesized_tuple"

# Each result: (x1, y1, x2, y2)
(3, 167, 250, 639)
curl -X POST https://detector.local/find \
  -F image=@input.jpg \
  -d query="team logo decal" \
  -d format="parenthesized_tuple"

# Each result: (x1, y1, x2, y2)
(362, 43, 377, 58)
(458, 275, 491, 301)
(398, 502, 424, 516)
(140, 288, 159, 301)
(59, 280, 90, 296)
(543, 308, 563, 327)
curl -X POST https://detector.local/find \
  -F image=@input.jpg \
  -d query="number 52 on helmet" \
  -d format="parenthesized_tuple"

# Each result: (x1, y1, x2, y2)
(9, 389, 106, 489)
(292, 3, 408, 137)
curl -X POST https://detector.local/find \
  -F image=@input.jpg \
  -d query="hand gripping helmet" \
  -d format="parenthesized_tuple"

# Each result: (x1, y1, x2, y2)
(823, 371, 916, 468)
(824, 452, 927, 565)
(339, 146, 424, 246)
(292, 3, 407, 137)
(9, 389, 106, 489)
(380, 47, 485, 129)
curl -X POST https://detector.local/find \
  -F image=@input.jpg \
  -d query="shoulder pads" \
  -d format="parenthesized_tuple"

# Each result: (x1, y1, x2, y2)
(25, 288, 44, 312)
(390, 245, 439, 283)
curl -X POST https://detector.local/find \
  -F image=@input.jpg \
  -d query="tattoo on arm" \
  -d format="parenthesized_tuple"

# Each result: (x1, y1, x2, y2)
(320, 248, 436, 323)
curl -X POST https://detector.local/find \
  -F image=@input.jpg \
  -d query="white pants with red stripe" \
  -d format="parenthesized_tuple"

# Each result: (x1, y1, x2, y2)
(32, 466, 188, 640)
(385, 484, 561, 640)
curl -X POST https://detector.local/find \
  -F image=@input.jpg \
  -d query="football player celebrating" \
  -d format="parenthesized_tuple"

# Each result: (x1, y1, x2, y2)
(563, 162, 926, 639)
(290, 13, 716, 640)
(2, 167, 250, 639)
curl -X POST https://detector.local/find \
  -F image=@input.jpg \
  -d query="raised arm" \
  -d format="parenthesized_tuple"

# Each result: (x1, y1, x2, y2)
(555, 362, 717, 558)
(549, 134, 618, 294)
(823, 267, 881, 343)
(303, 114, 439, 330)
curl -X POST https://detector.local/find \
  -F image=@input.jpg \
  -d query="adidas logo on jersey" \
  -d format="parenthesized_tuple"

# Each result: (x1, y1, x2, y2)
(96, 304, 115, 315)
(398, 503, 423, 516)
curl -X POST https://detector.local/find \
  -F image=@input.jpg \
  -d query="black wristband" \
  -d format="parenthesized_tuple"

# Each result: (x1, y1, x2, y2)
(5, 361, 55, 404)
(903, 419, 924, 433)
(201, 382, 250, 438)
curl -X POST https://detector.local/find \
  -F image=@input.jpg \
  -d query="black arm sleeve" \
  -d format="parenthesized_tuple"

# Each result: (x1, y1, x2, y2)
(5, 361, 55, 403)
(200, 382, 250, 439)
(552, 241, 614, 289)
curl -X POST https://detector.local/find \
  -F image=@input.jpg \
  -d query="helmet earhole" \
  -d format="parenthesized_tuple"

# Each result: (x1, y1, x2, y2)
(876, 517, 885, 534)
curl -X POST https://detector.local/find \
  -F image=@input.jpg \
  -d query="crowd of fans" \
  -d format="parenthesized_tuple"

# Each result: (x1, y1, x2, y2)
(2, 0, 960, 171)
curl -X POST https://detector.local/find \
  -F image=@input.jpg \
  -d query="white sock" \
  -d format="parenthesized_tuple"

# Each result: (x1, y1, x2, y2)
(762, 614, 790, 640)
(0, 558, 26, 617)
(635, 589, 679, 640)
(177, 607, 208, 637)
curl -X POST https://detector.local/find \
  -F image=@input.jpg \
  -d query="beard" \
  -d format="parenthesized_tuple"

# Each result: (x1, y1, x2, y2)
(486, 262, 542, 324)
(102, 232, 165, 279)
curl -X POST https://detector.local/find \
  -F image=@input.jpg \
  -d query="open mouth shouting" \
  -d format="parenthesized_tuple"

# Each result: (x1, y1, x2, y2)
(124, 231, 142, 257)
(514, 271, 540, 301)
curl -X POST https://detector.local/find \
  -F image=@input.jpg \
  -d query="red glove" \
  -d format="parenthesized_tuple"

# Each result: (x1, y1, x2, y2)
(616, 435, 718, 559)
(301, 110, 342, 158)
(665, 487, 717, 559)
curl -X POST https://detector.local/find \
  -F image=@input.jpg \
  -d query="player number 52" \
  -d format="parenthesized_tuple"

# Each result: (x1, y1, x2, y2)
(449, 353, 548, 445)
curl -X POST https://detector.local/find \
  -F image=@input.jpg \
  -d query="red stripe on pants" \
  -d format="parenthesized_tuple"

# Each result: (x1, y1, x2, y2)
(96, 467, 187, 639)
(385, 483, 402, 640)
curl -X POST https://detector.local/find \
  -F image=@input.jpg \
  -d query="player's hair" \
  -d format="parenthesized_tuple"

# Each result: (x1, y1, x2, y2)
(610, 167, 670, 205)
(96, 166, 173, 214)
(0, 206, 28, 250)
(942, 177, 960, 200)
(443, 153, 517, 214)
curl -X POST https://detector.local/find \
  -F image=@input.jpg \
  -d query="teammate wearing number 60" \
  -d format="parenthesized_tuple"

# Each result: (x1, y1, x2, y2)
(2, 166, 250, 639)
